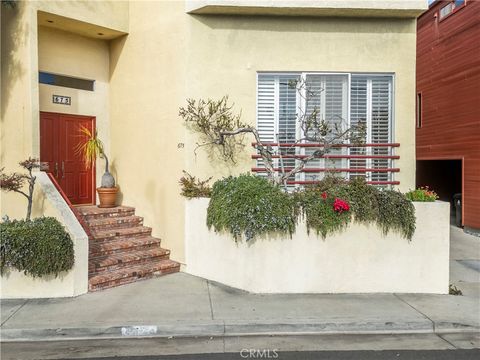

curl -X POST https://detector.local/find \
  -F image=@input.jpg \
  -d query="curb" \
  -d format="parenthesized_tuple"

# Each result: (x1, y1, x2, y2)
(1, 320, 479, 342)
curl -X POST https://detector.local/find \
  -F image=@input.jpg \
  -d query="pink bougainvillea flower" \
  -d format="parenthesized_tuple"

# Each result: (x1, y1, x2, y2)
(321, 192, 328, 199)
(333, 198, 350, 213)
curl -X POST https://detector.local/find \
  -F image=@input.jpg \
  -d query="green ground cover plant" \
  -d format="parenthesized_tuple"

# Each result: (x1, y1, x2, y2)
(294, 188, 351, 238)
(1, 217, 74, 277)
(206, 174, 296, 241)
(375, 189, 416, 240)
(296, 177, 415, 240)
(185, 173, 417, 242)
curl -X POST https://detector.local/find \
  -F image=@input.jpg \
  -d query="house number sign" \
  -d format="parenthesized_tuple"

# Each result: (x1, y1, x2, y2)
(52, 95, 71, 105)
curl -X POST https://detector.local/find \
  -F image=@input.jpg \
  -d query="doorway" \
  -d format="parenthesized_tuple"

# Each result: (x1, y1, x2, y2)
(40, 112, 96, 205)
(416, 159, 463, 224)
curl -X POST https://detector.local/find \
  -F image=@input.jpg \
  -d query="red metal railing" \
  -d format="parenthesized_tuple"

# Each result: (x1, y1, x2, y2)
(251, 142, 400, 148)
(251, 142, 400, 186)
(251, 167, 400, 173)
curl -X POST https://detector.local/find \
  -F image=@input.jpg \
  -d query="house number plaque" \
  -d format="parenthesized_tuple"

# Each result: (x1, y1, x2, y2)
(52, 95, 71, 105)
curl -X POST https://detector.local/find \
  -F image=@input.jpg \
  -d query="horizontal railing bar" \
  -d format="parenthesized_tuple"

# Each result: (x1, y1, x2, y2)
(252, 142, 400, 148)
(286, 180, 401, 185)
(252, 168, 400, 173)
(251, 154, 400, 160)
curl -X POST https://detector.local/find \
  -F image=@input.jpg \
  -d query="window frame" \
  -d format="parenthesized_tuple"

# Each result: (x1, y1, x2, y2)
(416, 92, 423, 129)
(255, 71, 396, 186)
(438, 0, 467, 22)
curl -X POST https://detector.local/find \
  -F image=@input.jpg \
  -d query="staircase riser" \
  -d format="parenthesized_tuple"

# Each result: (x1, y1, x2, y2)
(89, 243, 161, 257)
(77, 204, 180, 293)
(88, 219, 143, 230)
(89, 255, 171, 275)
(89, 230, 153, 243)
(83, 210, 135, 221)
(88, 266, 180, 292)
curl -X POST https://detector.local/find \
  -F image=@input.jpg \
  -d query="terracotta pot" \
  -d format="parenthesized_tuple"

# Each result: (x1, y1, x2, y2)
(97, 187, 118, 208)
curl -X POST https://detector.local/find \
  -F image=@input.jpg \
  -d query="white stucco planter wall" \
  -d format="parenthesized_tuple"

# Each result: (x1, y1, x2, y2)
(185, 198, 450, 294)
(0, 172, 88, 299)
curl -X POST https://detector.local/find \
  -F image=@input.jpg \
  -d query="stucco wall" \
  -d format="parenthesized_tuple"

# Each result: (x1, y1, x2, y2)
(185, 15, 417, 190)
(1, 172, 88, 299)
(185, 198, 450, 294)
(108, 3, 418, 264)
(1, 0, 126, 219)
(109, 1, 187, 264)
(3, 1, 419, 266)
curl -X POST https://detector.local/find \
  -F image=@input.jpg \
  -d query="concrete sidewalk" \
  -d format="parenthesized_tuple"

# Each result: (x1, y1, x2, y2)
(1, 226, 479, 342)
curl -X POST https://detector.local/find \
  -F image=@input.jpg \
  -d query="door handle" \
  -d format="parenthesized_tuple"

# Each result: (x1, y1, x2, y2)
(62, 161, 65, 179)
(54, 162, 59, 178)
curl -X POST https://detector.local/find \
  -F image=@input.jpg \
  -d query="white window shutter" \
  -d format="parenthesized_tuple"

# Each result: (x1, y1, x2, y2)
(257, 75, 276, 144)
(370, 76, 392, 182)
(349, 76, 368, 178)
(303, 74, 348, 181)
(324, 75, 348, 175)
(277, 75, 300, 175)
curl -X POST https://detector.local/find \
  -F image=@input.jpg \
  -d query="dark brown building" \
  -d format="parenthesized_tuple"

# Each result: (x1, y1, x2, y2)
(416, 0, 480, 233)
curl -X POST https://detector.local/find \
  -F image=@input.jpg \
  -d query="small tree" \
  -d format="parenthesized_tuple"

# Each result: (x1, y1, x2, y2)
(179, 79, 366, 190)
(75, 126, 115, 188)
(0, 158, 40, 220)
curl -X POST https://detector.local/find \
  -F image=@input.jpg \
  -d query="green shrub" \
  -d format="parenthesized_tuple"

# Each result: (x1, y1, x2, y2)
(375, 190, 416, 240)
(205, 174, 416, 242)
(179, 171, 212, 198)
(296, 189, 351, 238)
(299, 177, 416, 240)
(207, 174, 296, 241)
(329, 177, 380, 224)
(1, 217, 75, 277)
(307, 174, 347, 192)
(405, 187, 438, 202)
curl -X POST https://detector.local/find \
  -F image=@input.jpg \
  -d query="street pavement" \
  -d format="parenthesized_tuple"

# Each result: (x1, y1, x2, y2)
(1, 226, 479, 359)
(54, 349, 480, 360)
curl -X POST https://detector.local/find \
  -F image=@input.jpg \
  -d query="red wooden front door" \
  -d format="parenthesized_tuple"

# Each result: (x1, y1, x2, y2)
(40, 112, 96, 205)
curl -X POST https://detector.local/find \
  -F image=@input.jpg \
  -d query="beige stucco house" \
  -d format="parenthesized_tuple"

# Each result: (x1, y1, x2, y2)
(1, 0, 437, 297)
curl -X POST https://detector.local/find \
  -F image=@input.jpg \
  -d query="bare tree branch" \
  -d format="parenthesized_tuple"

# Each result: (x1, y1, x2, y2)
(180, 83, 366, 188)
(0, 158, 39, 220)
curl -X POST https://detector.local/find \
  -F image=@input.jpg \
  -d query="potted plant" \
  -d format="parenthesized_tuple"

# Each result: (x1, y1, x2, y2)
(76, 126, 118, 208)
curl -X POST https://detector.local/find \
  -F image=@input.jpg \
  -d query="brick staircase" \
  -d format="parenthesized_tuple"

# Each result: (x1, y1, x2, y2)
(77, 205, 180, 292)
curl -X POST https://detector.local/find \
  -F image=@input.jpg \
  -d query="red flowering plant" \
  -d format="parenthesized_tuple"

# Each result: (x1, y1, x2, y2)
(294, 186, 351, 238)
(405, 186, 438, 202)
(295, 176, 415, 240)
(333, 198, 350, 213)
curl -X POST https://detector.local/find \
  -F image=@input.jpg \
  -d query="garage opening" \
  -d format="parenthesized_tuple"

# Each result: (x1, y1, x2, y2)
(416, 159, 462, 225)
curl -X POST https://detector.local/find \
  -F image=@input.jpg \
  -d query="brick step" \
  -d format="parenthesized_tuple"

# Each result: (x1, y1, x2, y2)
(90, 226, 152, 243)
(86, 215, 143, 230)
(88, 259, 180, 292)
(89, 236, 161, 257)
(89, 248, 171, 275)
(76, 205, 136, 221)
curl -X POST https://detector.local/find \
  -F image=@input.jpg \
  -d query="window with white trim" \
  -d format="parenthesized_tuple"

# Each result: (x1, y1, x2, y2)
(256, 72, 395, 186)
